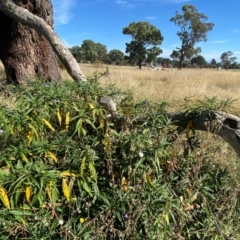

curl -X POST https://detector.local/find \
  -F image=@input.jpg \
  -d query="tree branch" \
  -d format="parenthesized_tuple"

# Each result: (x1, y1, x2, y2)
(131, 110, 240, 157)
(166, 111, 240, 157)
(0, 0, 86, 82)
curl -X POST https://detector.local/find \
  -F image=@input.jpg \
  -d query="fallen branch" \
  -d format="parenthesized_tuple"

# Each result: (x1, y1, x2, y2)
(134, 111, 240, 157)
(102, 96, 240, 157)
(166, 111, 240, 157)
(150, 61, 162, 71)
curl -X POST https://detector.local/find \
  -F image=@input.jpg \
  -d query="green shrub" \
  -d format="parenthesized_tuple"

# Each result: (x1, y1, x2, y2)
(0, 77, 239, 239)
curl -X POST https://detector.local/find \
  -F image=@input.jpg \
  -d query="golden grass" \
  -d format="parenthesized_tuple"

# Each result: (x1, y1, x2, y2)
(1, 62, 240, 114)
(78, 64, 240, 114)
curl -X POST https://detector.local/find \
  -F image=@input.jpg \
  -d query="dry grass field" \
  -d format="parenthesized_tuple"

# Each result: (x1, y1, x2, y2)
(1, 61, 239, 114)
(62, 63, 240, 114)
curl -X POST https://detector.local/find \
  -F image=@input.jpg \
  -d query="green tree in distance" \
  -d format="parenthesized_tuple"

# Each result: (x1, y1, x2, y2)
(123, 21, 163, 69)
(170, 5, 214, 69)
(81, 40, 98, 63)
(191, 55, 207, 68)
(80, 40, 108, 63)
(220, 51, 237, 70)
(211, 58, 217, 65)
(96, 42, 108, 63)
(210, 58, 217, 68)
(108, 49, 124, 65)
(69, 46, 82, 63)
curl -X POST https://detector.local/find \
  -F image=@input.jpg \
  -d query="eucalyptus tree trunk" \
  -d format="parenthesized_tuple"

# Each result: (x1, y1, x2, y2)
(0, 0, 61, 84)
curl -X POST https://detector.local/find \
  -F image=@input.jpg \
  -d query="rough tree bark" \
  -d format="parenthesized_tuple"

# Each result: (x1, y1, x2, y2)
(0, 0, 86, 84)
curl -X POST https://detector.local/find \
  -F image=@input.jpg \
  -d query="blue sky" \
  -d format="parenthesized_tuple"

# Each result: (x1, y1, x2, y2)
(52, 0, 240, 63)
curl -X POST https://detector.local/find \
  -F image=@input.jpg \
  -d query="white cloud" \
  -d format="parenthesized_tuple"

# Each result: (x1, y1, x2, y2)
(146, 16, 157, 20)
(52, 0, 76, 25)
(211, 40, 228, 44)
(115, 0, 135, 8)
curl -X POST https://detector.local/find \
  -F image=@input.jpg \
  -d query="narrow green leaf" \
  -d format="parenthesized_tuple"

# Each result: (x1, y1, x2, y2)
(89, 161, 98, 183)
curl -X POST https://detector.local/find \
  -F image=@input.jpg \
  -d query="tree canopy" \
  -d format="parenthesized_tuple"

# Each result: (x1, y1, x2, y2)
(108, 49, 124, 65)
(123, 21, 163, 69)
(220, 51, 237, 70)
(191, 55, 207, 68)
(69, 46, 82, 63)
(170, 4, 214, 69)
(81, 40, 108, 63)
(69, 40, 108, 63)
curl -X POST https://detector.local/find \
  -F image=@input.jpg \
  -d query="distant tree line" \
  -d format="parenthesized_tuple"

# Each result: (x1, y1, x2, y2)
(69, 4, 239, 70)
(69, 41, 239, 70)
(69, 40, 125, 65)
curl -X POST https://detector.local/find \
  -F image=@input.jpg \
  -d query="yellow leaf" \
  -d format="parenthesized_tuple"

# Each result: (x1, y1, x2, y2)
(184, 205, 195, 211)
(145, 172, 155, 189)
(61, 170, 77, 177)
(65, 112, 70, 131)
(186, 187, 192, 196)
(92, 109, 97, 120)
(189, 193, 197, 203)
(89, 103, 95, 110)
(89, 161, 97, 183)
(179, 196, 184, 205)
(121, 177, 128, 191)
(20, 204, 31, 210)
(99, 118, 105, 129)
(21, 153, 29, 163)
(80, 157, 86, 176)
(42, 118, 55, 132)
(46, 181, 59, 205)
(56, 108, 62, 126)
(25, 186, 32, 203)
(27, 129, 34, 146)
(121, 176, 128, 185)
(163, 212, 169, 226)
(48, 151, 58, 163)
(0, 188, 10, 209)
(46, 182, 52, 201)
(62, 178, 71, 202)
